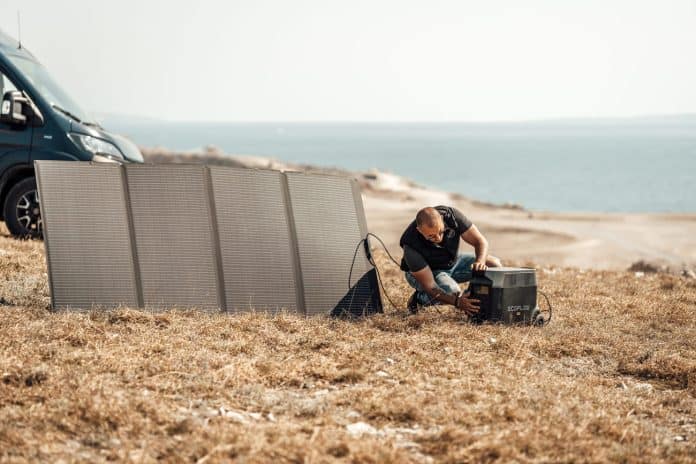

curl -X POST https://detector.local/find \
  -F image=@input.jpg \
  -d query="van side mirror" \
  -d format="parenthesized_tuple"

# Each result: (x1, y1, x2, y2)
(1, 90, 27, 125)
(0, 90, 44, 127)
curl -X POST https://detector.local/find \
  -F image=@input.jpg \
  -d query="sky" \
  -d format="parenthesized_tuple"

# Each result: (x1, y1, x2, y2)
(0, 0, 695, 122)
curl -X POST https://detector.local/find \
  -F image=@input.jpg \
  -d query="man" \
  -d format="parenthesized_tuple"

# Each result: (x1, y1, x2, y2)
(400, 205, 502, 315)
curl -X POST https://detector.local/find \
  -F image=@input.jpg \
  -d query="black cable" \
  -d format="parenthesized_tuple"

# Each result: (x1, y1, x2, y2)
(365, 240, 400, 310)
(348, 235, 400, 310)
(370, 255, 401, 310)
(538, 290, 553, 325)
(349, 232, 446, 312)
(347, 238, 365, 291)
(365, 233, 401, 267)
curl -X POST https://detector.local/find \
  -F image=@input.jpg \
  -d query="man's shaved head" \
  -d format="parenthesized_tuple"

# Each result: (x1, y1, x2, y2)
(416, 207, 443, 228)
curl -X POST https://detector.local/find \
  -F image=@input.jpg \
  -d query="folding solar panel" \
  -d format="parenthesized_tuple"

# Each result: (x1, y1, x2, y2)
(285, 172, 382, 316)
(38, 163, 381, 316)
(209, 167, 301, 313)
(124, 164, 221, 310)
(35, 161, 138, 309)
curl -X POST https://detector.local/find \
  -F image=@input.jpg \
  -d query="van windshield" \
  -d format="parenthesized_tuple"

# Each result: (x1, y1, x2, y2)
(7, 54, 93, 124)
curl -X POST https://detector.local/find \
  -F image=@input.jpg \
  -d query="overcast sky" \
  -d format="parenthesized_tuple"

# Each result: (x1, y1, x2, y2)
(1, 0, 694, 122)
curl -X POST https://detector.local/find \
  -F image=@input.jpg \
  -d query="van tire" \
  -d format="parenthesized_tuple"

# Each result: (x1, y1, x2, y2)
(3, 177, 43, 239)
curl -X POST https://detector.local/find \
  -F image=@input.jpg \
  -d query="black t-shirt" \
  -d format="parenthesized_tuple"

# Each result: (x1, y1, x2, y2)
(400, 206, 473, 272)
(402, 245, 432, 273)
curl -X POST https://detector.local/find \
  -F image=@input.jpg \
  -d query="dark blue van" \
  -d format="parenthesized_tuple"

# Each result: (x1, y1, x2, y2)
(0, 30, 143, 238)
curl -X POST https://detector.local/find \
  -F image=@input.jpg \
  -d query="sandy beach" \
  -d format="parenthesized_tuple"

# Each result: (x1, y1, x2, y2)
(360, 173, 696, 272)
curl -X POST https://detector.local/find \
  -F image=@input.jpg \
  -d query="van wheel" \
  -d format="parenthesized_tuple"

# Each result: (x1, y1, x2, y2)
(3, 177, 43, 239)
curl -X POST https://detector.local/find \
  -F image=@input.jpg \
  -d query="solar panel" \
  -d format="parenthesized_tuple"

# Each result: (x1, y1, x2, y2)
(124, 164, 221, 311)
(209, 167, 302, 313)
(37, 163, 381, 316)
(285, 172, 382, 316)
(35, 161, 138, 309)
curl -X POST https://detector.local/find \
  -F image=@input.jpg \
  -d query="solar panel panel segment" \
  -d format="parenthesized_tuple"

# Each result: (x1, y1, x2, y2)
(35, 161, 139, 309)
(124, 164, 221, 311)
(285, 172, 382, 316)
(209, 167, 301, 314)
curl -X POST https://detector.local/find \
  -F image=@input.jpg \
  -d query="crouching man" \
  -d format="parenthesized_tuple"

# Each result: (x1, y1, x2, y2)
(400, 206, 502, 314)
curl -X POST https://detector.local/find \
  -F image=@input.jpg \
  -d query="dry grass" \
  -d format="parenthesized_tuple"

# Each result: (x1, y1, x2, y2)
(1, 222, 695, 463)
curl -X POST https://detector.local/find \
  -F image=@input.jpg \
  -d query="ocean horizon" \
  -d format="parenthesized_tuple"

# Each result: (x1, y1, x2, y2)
(104, 118, 696, 213)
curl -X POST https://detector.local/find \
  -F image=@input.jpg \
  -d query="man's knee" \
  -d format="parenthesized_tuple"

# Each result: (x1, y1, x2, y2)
(434, 274, 460, 295)
(487, 255, 502, 268)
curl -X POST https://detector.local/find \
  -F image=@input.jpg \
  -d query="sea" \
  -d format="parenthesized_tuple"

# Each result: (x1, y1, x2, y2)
(105, 117, 696, 213)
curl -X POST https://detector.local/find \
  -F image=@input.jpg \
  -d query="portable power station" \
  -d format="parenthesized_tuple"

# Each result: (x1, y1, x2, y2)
(467, 267, 543, 325)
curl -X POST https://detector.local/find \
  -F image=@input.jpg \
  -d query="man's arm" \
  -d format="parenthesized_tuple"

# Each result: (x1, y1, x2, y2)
(461, 224, 489, 272)
(410, 266, 480, 316)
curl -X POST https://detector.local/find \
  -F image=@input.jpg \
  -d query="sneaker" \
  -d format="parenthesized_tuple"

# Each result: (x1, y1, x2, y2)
(406, 291, 420, 314)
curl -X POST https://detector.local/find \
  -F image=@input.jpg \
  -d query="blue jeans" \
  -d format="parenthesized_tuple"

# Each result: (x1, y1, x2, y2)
(405, 253, 477, 306)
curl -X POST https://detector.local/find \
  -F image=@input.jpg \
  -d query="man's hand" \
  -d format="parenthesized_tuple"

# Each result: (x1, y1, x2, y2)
(472, 260, 488, 272)
(456, 291, 480, 316)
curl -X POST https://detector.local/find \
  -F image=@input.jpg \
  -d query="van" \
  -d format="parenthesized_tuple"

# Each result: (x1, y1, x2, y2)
(0, 29, 143, 239)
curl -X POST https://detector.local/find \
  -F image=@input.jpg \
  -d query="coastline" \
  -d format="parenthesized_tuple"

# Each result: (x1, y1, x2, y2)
(142, 147, 696, 273)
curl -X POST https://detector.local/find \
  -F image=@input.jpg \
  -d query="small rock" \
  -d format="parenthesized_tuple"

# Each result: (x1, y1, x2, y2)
(267, 412, 277, 422)
(261, 392, 283, 408)
(674, 435, 687, 442)
(633, 382, 653, 393)
(682, 269, 696, 279)
(395, 440, 422, 450)
(385, 358, 396, 365)
(297, 398, 322, 416)
(384, 426, 420, 435)
(346, 421, 380, 437)
(219, 407, 248, 423)
(375, 370, 389, 378)
(489, 337, 497, 344)
(346, 410, 361, 419)
(129, 450, 147, 461)
(634, 272, 645, 278)
(628, 260, 660, 273)
(109, 438, 122, 447)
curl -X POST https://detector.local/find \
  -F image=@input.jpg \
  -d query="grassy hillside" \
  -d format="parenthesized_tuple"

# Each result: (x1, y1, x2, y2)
(1, 224, 695, 463)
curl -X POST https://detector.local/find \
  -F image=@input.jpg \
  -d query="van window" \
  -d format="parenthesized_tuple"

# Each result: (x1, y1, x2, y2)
(7, 54, 91, 123)
(0, 70, 18, 97)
